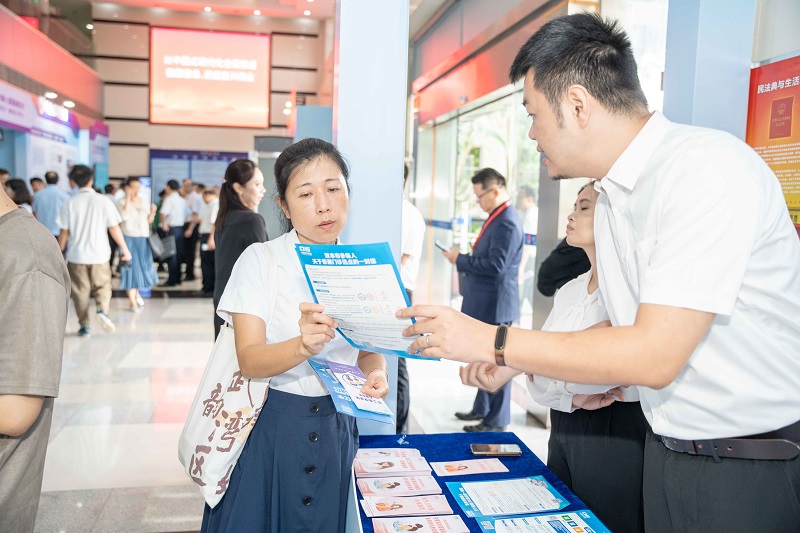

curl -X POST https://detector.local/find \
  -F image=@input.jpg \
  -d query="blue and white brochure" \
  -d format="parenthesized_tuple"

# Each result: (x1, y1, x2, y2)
(475, 509, 611, 533)
(308, 359, 393, 425)
(446, 476, 567, 518)
(295, 242, 429, 359)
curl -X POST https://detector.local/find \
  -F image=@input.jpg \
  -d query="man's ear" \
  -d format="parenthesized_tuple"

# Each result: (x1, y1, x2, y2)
(566, 84, 592, 127)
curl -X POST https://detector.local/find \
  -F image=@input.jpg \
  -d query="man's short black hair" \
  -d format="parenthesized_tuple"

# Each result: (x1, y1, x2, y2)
(30, 177, 44, 186)
(104, 184, 115, 194)
(44, 171, 59, 185)
(68, 165, 94, 188)
(509, 13, 648, 122)
(471, 168, 506, 190)
(167, 179, 180, 191)
(0, 168, 9, 177)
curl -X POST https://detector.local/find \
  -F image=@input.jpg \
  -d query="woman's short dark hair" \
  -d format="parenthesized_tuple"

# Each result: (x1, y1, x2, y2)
(216, 159, 257, 232)
(509, 13, 648, 123)
(7, 178, 32, 206)
(273, 138, 350, 233)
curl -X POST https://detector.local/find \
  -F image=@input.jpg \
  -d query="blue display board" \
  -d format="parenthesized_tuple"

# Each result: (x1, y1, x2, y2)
(149, 149, 248, 194)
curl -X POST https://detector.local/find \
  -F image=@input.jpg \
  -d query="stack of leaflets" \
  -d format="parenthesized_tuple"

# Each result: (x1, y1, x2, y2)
(356, 448, 425, 460)
(357, 475, 442, 497)
(372, 515, 470, 533)
(430, 458, 509, 477)
(353, 455, 432, 478)
(360, 495, 453, 518)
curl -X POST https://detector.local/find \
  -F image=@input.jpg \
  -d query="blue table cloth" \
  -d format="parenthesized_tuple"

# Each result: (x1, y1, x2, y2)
(357, 432, 595, 533)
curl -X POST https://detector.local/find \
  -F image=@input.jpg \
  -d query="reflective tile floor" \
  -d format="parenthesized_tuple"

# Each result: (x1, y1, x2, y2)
(35, 295, 550, 533)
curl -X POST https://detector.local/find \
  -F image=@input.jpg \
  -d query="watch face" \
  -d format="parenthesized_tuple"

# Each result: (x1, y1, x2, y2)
(495, 325, 508, 349)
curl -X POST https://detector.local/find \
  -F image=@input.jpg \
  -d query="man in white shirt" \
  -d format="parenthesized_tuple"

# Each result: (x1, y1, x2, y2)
(58, 165, 131, 337)
(400, 13, 800, 531)
(398, 164, 426, 433)
(181, 179, 203, 282)
(159, 179, 189, 286)
(198, 188, 219, 296)
(33, 171, 69, 237)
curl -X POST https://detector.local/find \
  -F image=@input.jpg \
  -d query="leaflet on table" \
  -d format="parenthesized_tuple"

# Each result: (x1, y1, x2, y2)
(360, 495, 453, 517)
(475, 510, 611, 533)
(356, 448, 422, 460)
(446, 476, 567, 518)
(308, 359, 393, 425)
(372, 515, 470, 533)
(430, 458, 509, 477)
(357, 475, 442, 497)
(295, 242, 430, 359)
(353, 455, 432, 478)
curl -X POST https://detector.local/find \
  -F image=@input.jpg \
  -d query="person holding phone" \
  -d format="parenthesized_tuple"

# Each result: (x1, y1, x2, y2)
(442, 168, 523, 433)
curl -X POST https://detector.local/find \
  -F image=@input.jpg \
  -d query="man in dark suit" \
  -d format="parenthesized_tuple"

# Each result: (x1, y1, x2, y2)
(441, 168, 523, 431)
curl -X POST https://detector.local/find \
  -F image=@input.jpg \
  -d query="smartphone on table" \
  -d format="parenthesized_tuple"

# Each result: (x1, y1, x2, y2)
(470, 443, 523, 457)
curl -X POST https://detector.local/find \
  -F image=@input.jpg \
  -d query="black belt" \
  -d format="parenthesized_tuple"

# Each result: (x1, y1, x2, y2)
(660, 419, 800, 461)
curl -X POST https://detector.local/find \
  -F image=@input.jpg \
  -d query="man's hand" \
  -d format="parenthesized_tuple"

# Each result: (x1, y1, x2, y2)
(571, 387, 625, 411)
(442, 246, 459, 265)
(397, 305, 495, 364)
(459, 362, 521, 393)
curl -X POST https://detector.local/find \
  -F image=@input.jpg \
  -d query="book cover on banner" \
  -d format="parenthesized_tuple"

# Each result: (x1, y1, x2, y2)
(307, 359, 393, 425)
(430, 458, 509, 477)
(475, 509, 612, 533)
(769, 96, 794, 139)
(446, 476, 567, 518)
(353, 455, 432, 478)
(372, 515, 470, 533)
(356, 448, 422, 460)
(360, 495, 453, 517)
(357, 475, 442, 497)
(295, 241, 433, 360)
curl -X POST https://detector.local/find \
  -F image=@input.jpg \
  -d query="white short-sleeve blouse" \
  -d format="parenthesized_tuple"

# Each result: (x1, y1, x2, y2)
(527, 271, 637, 413)
(217, 229, 359, 397)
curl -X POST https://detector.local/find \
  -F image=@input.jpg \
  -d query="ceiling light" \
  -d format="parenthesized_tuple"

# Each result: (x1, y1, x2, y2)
(63, 101, 75, 108)
(303, 10, 311, 16)
(253, 9, 261, 15)
(45, 92, 57, 99)
(283, 108, 291, 115)
(203, 6, 211, 12)
(285, 101, 292, 108)
(307, 0, 314, 2)
(86, 23, 94, 29)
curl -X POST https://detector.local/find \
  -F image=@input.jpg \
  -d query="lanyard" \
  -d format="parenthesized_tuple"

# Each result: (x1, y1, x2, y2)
(472, 200, 511, 249)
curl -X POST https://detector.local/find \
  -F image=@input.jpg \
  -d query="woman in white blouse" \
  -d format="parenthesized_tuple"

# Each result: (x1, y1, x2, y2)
(202, 138, 389, 533)
(460, 183, 646, 533)
(117, 178, 158, 312)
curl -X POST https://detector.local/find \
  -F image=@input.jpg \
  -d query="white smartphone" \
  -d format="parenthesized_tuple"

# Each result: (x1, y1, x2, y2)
(435, 240, 450, 252)
(470, 443, 523, 457)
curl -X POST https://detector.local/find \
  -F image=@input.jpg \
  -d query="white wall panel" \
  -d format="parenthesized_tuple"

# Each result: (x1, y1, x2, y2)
(104, 85, 149, 119)
(109, 145, 149, 177)
(93, 22, 149, 58)
(270, 94, 289, 127)
(272, 35, 321, 69)
(94, 58, 149, 84)
(270, 69, 320, 93)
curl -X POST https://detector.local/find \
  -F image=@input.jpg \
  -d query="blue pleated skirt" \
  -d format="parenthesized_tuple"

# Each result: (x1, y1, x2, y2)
(120, 235, 159, 290)
(201, 389, 358, 533)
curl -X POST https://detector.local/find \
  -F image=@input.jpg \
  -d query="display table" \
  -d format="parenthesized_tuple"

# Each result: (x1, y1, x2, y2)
(345, 431, 602, 533)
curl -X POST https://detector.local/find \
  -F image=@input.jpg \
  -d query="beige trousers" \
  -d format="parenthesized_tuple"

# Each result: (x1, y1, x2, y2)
(67, 262, 112, 326)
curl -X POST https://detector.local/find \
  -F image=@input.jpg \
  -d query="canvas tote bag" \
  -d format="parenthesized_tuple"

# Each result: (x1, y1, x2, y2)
(178, 243, 279, 508)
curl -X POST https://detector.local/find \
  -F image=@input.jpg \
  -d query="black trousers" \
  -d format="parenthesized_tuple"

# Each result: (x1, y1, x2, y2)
(643, 426, 800, 531)
(166, 226, 185, 285)
(395, 288, 412, 434)
(548, 401, 646, 533)
(182, 223, 199, 280)
(199, 233, 215, 293)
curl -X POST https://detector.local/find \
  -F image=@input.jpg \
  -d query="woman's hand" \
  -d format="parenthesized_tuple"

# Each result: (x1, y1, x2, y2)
(459, 362, 521, 393)
(361, 368, 390, 400)
(572, 387, 625, 411)
(297, 302, 338, 359)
